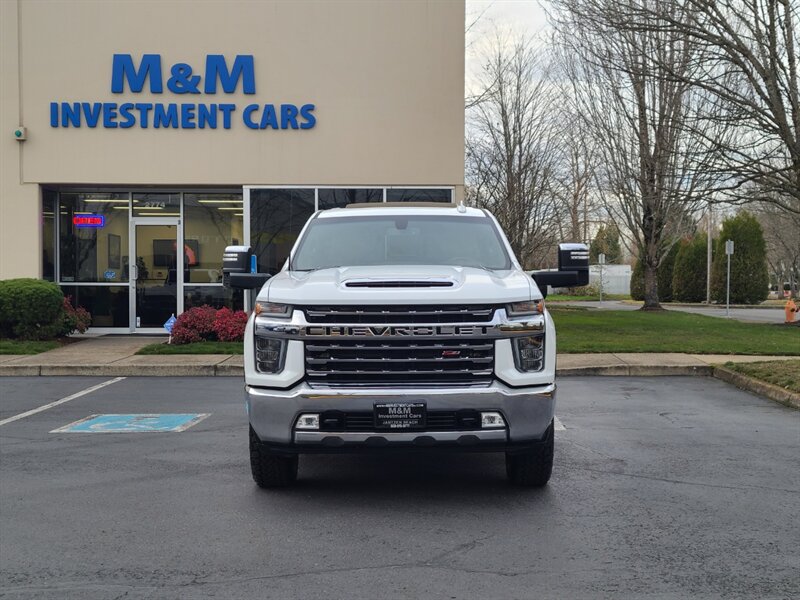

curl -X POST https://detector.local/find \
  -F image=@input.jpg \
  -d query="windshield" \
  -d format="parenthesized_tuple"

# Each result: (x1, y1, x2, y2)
(291, 214, 512, 271)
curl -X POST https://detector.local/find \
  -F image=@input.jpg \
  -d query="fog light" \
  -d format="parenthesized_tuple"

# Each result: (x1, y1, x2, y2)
(481, 412, 505, 429)
(296, 414, 320, 430)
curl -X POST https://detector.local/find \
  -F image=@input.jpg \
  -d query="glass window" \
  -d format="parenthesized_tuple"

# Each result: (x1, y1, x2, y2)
(386, 188, 453, 203)
(318, 188, 383, 210)
(59, 193, 130, 283)
(183, 193, 244, 283)
(42, 190, 56, 281)
(250, 189, 315, 274)
(132, 192, 180, 217)
(60, 285, 130, 328)
(292, 215, 511, 270)
(184, 285, 244, 311)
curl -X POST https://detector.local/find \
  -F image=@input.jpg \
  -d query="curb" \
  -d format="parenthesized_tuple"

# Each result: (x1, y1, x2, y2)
(1, 362, 796, 410)
(712, 366, 800, 410)
(555, 365, 713, 377)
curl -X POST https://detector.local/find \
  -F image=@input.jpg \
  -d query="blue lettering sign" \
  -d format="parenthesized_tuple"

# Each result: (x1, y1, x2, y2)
(204, 55, 255, 94)
(51, 54, 314, 131)
(111, 54, 163, 93)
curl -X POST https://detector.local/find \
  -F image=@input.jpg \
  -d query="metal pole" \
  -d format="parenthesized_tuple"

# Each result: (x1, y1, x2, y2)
(726, 252, 731, 317)
(706, 202, 712, 304)
(599, 264, 603, 303)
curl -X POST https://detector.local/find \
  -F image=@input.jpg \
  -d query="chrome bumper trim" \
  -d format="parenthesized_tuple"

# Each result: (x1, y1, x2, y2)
(294, 429, 507, 445)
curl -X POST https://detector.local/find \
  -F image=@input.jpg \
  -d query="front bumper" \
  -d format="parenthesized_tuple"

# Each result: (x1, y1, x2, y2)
(246, 380, 556, 450)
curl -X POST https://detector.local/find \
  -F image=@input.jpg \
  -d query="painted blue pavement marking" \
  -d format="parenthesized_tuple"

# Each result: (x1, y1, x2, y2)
(51, 413, 210, 433)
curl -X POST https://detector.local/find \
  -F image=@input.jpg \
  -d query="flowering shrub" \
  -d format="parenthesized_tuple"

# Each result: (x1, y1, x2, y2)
(212, 307, 248, 342)
(61, 296, 92, 336)
(170, 305, 248, 344)
(170, 305, 218, 344)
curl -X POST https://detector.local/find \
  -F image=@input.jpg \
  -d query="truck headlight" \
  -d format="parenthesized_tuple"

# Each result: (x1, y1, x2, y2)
(507, 300, 544, 317)
(255, 337, 286, 373)
(254, 302, 291, 317)
(512, 335, 545, 372)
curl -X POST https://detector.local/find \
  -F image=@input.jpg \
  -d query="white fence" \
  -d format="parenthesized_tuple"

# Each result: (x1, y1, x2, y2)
(589, 264, 631, 295)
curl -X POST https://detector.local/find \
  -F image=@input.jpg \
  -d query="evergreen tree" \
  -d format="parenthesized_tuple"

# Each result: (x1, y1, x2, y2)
(672, 234, 710, 302)
(710, 211, 769, 304)
(589, 224, 622, 264)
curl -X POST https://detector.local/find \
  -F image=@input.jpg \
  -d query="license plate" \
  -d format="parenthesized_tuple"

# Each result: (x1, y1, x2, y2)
(374, 402, 426, 430)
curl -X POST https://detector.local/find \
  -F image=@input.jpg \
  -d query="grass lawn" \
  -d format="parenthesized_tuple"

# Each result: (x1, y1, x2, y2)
(550, 308, 800, 355)
(137, 341, 243, 355)
(0, 339, 61, 355)
(547, 293, 630, 302)
(725, 360, 800, 394)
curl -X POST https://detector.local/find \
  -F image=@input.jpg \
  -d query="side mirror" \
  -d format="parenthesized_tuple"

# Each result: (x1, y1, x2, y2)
(531, 243, 589, 298)
(228, 272, 271, 290)
(222, 245, 271, 289)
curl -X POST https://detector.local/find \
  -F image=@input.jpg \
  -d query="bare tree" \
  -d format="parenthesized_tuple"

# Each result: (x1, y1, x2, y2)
(754, 199, 800, 297)
(466, 35, 561, 268)
(550, 0, 723, 309)
(550, 117, 601, 244)
(595, 0, 800, 215)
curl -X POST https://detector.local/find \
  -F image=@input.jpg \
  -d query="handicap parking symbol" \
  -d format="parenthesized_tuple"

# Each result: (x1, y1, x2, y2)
(51, 414, 210, 433)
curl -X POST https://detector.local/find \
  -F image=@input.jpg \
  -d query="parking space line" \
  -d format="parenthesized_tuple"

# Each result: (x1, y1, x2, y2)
(554, 416, 566, 431)
(0, 377, 126, 427)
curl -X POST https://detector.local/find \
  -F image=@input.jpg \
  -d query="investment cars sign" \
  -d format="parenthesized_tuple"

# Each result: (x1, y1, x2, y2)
(49, 54, 316, 131)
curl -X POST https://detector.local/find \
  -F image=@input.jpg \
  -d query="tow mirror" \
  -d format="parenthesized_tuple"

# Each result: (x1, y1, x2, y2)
(531, 243, 589, 298)
(222, 246, 271, 290)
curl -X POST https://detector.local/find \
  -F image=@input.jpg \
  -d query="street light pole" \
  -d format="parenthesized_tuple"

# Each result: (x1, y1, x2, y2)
(725, 239, 734, 318)
(706, 202, 712, 304)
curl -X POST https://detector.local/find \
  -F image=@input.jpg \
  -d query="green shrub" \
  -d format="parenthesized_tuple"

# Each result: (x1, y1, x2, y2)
(672, 234, 709, 302)
(0, 279, 65, 340)
(711, 211, 769, 304)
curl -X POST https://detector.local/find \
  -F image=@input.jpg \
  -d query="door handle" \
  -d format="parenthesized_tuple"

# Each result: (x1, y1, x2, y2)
(131, 264, 138, 281)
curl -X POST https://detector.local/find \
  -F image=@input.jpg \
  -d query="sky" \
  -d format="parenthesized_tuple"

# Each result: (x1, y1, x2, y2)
(465, 1, 551, 92)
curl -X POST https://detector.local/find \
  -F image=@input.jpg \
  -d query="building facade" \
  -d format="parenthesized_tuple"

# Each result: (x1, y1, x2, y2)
(0, 0, 465, 332)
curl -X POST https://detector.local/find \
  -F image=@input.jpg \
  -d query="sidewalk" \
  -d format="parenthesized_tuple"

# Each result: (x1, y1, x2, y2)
(0, 335, 795, 377)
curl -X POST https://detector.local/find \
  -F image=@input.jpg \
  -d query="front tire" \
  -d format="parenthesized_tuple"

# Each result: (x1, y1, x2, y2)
(505, 421, 554, 487)
(249, 426, 298, 488)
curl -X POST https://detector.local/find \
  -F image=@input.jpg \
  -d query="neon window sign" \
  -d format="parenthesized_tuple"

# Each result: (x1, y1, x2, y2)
(73, 215, 105, 228)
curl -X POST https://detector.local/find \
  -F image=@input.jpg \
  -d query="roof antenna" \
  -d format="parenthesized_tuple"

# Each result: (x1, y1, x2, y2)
(456, 200, 467, 213)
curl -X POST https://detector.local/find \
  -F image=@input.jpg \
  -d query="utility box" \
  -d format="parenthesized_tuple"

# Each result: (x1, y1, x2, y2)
(558, 243, 590, 286)
(222, 245, 252, 287)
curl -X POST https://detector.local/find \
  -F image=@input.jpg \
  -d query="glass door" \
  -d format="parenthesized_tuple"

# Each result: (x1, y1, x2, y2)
(131, 220, 179, 331)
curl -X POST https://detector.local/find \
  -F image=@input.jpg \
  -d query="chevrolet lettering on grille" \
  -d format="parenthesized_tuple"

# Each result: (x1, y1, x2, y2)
(304, 325, 492, 337)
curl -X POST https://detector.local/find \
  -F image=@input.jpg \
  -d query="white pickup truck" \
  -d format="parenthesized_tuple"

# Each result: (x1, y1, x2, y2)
(227, 203, 588, 488)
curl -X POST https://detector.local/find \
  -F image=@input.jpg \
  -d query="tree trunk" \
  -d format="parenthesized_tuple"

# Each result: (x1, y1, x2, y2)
(642, 261, 662, 310)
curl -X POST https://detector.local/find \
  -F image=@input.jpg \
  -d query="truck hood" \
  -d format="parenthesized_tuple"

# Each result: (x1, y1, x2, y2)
(260, 265, 535, 305)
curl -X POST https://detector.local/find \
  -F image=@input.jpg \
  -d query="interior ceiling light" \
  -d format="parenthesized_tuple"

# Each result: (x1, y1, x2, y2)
(82, 199, 129, 203)
(138, 212, 179, 216)
(197, 199, 243, 204)
(217, 207, 244, 211)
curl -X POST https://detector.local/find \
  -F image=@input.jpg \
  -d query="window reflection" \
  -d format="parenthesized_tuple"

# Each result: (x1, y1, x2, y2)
(250, 189, 314, 274)
(318, 188, 382, 210)
(184, 193, 244, 283)
(184, 286, 243, 311)
(42, 190, 56, 281)
(59, 193, 130, 283)
(386, 189, 453, 203)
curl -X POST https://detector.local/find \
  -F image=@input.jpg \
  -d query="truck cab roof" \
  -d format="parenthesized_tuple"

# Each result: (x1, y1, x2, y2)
(317, 204, 486, 219)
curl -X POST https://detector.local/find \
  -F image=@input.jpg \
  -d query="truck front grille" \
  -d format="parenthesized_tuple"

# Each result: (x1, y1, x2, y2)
(301, 305, 497, 324)
(318, 410, 482, 431)
(305, 339, 494, 387)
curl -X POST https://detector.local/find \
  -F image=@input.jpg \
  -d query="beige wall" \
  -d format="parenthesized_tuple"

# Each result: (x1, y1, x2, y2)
(0, 0, 465, 278)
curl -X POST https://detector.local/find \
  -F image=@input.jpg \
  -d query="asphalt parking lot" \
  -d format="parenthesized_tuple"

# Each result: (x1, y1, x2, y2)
(1, 376, 798, 599)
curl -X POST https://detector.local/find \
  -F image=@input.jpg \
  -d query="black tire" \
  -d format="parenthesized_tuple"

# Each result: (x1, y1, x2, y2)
(249, 426, 298, 488)
(505, 421, 554, 487)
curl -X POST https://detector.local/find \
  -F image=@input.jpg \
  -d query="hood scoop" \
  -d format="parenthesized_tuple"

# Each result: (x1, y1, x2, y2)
(344, 278, 454, 288)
